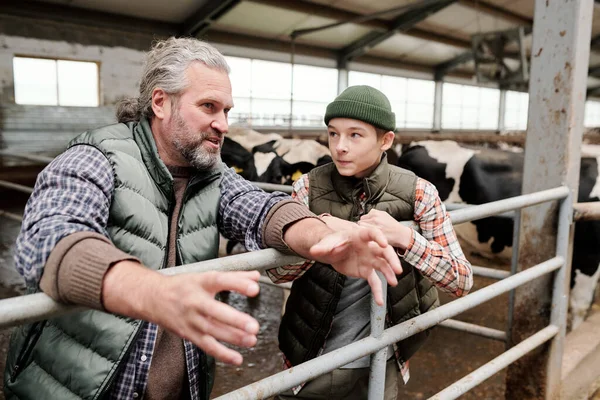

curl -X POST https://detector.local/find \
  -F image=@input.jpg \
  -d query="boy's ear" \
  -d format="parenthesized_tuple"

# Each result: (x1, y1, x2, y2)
(380, 131, 395, 151)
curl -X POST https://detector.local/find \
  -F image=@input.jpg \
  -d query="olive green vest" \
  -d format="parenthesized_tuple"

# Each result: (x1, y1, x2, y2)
(279, 157, 439, 366)
(5, 118, 222, 400)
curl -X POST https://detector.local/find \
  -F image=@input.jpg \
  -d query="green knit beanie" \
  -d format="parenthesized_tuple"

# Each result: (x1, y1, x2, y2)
(324, 85, 396, 131)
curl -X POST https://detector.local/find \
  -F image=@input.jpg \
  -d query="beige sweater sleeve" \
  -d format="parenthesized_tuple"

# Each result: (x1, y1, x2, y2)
(261, 199, 322, 254)
(39, 231, 139, 310)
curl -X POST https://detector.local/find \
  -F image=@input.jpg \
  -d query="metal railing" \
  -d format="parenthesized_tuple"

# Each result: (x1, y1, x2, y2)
(0, 186, 571, 399)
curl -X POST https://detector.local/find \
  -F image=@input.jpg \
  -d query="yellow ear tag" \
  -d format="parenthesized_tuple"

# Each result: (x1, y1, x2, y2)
(233, 166, 244, 174)
(292, 170, 303, 181)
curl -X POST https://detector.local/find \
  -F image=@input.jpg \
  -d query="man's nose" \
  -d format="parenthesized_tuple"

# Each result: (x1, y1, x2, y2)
(211, 113, 229, 134)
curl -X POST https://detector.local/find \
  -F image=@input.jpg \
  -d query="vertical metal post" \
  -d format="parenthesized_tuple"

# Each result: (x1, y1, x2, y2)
(505, 210, 521, 347)
(498, 89, 507, 132)
(338, 68, 349, 94)
(505, 1, 592, 399)
(433, 80, 443, 131)
(368, 272, 388, 400)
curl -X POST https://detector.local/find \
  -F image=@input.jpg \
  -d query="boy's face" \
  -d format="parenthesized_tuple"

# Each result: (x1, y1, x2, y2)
(327, 118, 394, 178)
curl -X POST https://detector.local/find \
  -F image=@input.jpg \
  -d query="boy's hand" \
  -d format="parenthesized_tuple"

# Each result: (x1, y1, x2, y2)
(358, 209, 413, 250)
(308, 225, 402, 305)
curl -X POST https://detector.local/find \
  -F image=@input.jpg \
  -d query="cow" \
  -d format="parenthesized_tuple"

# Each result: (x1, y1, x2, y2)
(396, 140, 600, 329)
(219, 128, 332, 256)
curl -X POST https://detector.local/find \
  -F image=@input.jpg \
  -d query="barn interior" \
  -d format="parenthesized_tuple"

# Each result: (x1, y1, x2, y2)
(1, 0, 600, 399)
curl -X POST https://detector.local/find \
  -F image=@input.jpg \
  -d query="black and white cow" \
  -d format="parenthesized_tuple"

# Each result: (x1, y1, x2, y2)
(219, 128, 332, 256)
(397, 140, 600, 329)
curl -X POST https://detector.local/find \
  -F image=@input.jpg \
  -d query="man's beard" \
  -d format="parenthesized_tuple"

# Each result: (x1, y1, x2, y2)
(170, 109, 222, 171)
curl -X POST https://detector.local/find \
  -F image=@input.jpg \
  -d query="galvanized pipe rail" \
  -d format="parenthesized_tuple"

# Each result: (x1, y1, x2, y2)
(0, 150, 54, 164)
(0, 180, 34, 194)
(215, 256, 565, 399)
(0, 209, 23, 222)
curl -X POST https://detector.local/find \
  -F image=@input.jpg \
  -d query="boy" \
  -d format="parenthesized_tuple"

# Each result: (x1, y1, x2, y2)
(270, 85, 473, 399)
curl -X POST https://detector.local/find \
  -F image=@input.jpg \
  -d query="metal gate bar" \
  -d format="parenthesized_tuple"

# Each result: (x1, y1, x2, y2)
(0, 180, 34, 194)
(429, 325, 559, 400)
(437, 319, 507, 342)
(215, 256, 564, 399)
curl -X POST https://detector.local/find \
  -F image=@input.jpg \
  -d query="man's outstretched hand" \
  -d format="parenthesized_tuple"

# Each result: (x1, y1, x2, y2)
(308, 225, 402, 305)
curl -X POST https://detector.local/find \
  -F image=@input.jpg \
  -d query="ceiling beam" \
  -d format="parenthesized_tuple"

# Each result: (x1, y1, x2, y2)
(206, 29, 472, 79)
(338, 0, 458, 65)
(434, 51, 474, 80)
(181, 0, 241, 37)
(457, 0, 532, 26)
(246, 0, 471, 50)
(0, 0, 177, 37)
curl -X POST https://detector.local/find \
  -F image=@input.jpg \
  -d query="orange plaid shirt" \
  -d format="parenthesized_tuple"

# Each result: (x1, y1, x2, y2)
(266, 173, 473, 392)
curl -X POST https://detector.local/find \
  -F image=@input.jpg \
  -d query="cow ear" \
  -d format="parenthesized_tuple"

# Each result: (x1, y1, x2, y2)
(381, 131, 395, 151)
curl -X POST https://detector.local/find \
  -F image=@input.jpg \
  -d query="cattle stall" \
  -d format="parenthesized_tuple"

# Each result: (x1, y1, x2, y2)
(0, 1, 598, 398)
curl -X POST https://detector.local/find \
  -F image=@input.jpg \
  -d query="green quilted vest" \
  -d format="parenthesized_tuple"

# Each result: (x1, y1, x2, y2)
(279, 156, 439, 366)
(4, 118, 222, 400)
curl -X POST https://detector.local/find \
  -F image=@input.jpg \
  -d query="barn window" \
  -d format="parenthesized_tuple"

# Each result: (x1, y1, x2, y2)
(13, 56, 100, 107)
(504, 91, 529, 131)
(348, 71, 435, 129)
(225, 56, 337, 127)
(442, 83, 500, 130)
(584, 101, 600, 128)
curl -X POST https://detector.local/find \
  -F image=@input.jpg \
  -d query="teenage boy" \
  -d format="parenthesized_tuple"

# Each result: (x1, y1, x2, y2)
(270, 85, 474, 400)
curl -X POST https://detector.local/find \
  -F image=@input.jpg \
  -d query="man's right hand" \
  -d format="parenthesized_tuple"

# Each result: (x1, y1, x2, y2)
(103, 261, 260, 365)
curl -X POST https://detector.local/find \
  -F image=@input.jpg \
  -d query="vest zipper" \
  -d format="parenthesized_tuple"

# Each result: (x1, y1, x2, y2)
(10, 320, 46, 382)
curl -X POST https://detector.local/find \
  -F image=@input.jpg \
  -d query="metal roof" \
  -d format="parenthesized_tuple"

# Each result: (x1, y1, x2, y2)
(2, 0, 600, 92)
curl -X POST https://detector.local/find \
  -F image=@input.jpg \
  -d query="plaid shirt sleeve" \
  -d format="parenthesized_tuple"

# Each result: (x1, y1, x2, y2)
(402, 178, 473, 297)
(265, 174, 315, 283)
(218, 167, 295, 251)
(15, 145, 114, 290)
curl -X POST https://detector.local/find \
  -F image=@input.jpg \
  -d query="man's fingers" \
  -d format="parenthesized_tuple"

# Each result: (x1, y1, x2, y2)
(197, 297, 260, 335)
(359, 225, 388, 248)
(202, 271, 261, 298)
(367, 270, 384, 306)
(309, 232, 350, 258)
(190, 315, 257, 348)
(196, 334, 244, 365)
(382, 244, 402, 278)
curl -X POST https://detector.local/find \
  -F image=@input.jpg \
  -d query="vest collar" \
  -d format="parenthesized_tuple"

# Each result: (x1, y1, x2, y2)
(133, 117, 173, 195)
(332, 153, 390, 204)
(132, 118, 223, 198)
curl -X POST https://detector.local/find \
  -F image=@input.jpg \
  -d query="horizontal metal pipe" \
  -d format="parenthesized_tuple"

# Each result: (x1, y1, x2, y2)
(252, 182, 293, 193)
(0, 150, 54, 164)
(448, 187, 569, 225)
(0, 209, 23, 222)
(471, 265, 511, 280)
(0, 180, 34, 194)
(0, 249, 303, 328)
(444, 203, 515, 219)
(0, 293, 85, 330)
(160, 249, 304, 275)
(437, 319, 507, 342)
(573, 201, 600, 221)
(216, 256, 564, 399)
(429, 325, 559, 400)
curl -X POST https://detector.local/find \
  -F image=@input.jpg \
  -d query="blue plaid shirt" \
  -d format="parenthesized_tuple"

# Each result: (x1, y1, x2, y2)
(15, 144, 290, 399)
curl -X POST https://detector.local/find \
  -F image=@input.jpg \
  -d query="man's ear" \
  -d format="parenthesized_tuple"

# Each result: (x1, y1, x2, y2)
(151, 88, 170, 121)
(381, 131, 395, 151)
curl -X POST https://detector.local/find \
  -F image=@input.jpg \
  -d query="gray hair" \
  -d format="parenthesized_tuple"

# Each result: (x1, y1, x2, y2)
(116, 37, 230, 123)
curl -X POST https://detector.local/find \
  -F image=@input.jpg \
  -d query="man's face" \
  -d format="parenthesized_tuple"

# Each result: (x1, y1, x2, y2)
(327, 118, 391, 178)
(167, 62, 233, 170)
